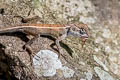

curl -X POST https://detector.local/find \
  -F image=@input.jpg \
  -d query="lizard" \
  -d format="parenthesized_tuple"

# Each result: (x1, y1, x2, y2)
(0, 22, 89, 58)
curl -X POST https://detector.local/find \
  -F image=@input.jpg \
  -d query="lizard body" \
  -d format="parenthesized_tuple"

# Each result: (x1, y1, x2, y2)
(0, 24, 67, 36)
(0, 23, 89, 57)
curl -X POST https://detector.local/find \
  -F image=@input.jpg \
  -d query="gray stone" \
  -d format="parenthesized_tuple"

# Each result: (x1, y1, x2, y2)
(94, 67, 115, 80)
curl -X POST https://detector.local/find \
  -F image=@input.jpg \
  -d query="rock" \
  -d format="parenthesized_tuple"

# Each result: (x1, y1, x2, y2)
(93, 55, 109, 71)
(95, 37, 103, 43)
(105, 46, 112, 53)
(80, 79, 86, 80)
(94, 67, 115, 80)
(33, 50, 62, 77)
(33, 0, 95, 23)
(33, 50, 75, 78)
(108, 53, 120, 77)
(79, 16, 95, 24)
(102, 29, 111, 38)
(85, 71, 93, 80)
(61, 66, 75, 78)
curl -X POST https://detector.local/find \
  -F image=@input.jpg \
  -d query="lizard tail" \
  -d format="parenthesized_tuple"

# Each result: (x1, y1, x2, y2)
(0, 27, 23, 34)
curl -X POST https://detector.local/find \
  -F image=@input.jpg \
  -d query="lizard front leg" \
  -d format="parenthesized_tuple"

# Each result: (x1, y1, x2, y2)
(23, 34, 40, 66)
(24, 34, 40, 54)
(56, 34, 67, 57)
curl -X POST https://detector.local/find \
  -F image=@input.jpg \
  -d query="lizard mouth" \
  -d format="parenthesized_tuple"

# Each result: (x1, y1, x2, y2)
(82, 37, 88, 41)
(81, 35, 88, 42)
(81, 34, 89, 39)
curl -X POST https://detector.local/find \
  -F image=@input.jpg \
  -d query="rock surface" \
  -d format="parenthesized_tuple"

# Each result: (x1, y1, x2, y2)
(94, 67, 115, 80)
(0, 0, 120, 80)
(33, 50, 75, 78)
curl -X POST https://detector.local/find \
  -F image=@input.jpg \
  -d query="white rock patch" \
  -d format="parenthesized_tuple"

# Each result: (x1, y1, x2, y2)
(102, 29, 111, 38)
(33, 50, 75, 78)
(61, 66, 75, 78)
(94, 67, 115, 80)
(93, 55, 109, 71)
(33, 50, 62, 77)
(85, 71, 93, 80)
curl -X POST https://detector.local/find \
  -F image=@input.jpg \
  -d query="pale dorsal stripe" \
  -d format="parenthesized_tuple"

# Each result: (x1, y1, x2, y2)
(0, 25, 70, 32)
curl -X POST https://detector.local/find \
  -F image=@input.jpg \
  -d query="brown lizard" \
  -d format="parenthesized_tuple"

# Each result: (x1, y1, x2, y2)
(0, 23, 89, 57)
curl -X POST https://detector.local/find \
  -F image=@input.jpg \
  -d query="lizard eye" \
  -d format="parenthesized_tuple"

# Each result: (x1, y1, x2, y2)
(79, 28, 86, 34)
(79, 28, 88, 38)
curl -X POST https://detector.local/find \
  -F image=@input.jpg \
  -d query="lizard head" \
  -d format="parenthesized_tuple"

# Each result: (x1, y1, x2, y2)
(67, 23, 89, 43)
